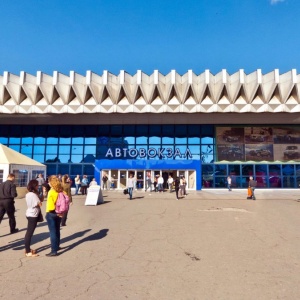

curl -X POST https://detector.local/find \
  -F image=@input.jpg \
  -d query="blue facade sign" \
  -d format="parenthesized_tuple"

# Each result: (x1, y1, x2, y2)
(94, 159, 202, 190)
(105, 148, 193, 159)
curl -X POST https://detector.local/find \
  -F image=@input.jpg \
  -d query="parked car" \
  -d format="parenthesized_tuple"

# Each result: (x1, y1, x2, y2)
(222, 130, 241, 143)
(221, 147, 243, 159)
(249, 149, 271, 157)
(248, 134, 267, 142)
(283, 145, 300, 159)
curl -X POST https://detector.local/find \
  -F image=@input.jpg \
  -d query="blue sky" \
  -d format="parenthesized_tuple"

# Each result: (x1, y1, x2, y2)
(0, 0, 299, 76)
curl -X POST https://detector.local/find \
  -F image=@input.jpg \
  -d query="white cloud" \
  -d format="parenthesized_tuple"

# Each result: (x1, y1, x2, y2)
(270, 0, 285, 4)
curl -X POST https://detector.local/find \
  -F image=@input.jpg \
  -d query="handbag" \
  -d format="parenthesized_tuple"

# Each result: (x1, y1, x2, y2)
(123, 188, 129, 195)
(37, 210, 44, 222)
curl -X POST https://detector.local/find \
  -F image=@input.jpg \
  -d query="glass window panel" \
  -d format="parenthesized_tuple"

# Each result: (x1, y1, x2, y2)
(82, 154, 95, 163)
(0, 137, 8, 144)
(34, 137, 46, 144)
(46, 145, 58, 154)
(47, 125, 59, 136)
(60, 126, 72, 137)
(269, 175, 281, 188)
(242, 165, 254, 176)
(22, 126, 34, 136)
(269, 164, 281, 176)
(10, 145, 20, 152)
(83, 164, 95, 176)
(149, 125, 161, 136)
(124, 136, 135, 145)
(9, 137, 21, 144)
(70, 165, 82, 176)
(123, 125, 135, 136)
(45, 155, 59, 162)
(47, 137, 58, 144)
(215, 164, 227, 175)
(45, 164, 57, 176)
(21, 145, 33, 155)
(256, 164, 267, 176)
(162, 137, 174, 144)
(98, 125, 109, 135)
(202, 125, 214, 136)
(256, 177, 267, 188)
(59, 145, 71, 154)
(188, 125, 200, 136)
(283, 176, 295, 188)
(240, 177, 250, 188)
(162, 125, 174, 136)
(201, 137, 214, 144)
(58, 164, 70, 175)
(175, 137, 187, 144)
(22, 137, 33, 144)
(72, 137, 84, 144)
(33, 155, 44, 163)
(282, 165, 295, 176)
(188, 137, 200, 144)
(33, 145, 45, 154)
(228, 165, 240, 176)
(201, 145, 214, 163)
(84, 145, 96, 154)
(136, 136, 147, 144)
(96, 145, 109, 158)
(188, 145, 200, 154)
(60, 137, 71, 144)
(214, 176, 227, 188)
(149, 136, 161, 144)
(175, 125, 187, 137)
(72, 146, 83, 154)
(85, 126, 98, 137)
(202, 164, 214, 188)
(296, 165, 300, 176)
(35, 126, 47, 136)
(71, 155, 83, 163)
(111, 125, 123, 136)
(58, 155, 70, 163)
(85, 137, 96, 144)
(10, 126, 22, 136)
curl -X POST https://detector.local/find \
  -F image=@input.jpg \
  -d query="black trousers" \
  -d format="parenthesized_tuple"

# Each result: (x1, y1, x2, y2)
(24, 217, 38, 253)
(0, 199, 17, 233)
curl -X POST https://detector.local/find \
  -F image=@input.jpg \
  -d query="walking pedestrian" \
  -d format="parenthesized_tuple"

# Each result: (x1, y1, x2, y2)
(127, 174, 135, 200)
(174, 177, 180, 200)
(0, 174, 18, 234)
(102, 173, 108, 190)
(167, 175, 174, 193)
(227, 176, 232, 191)
(24, 179, 42, 257)
(248, 176, 257, 200)
(145, 173, 152, 192)
(74, 175, 81, 195)
(157, 175, 164, 192)
(81, 175, 89, 195)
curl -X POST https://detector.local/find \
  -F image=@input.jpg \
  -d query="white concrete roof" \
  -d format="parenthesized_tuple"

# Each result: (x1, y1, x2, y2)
(0, 69, 299, 114)
(0, 144, 45, 166)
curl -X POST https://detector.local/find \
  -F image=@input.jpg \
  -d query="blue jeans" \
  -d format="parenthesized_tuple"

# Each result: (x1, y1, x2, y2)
(46, 212, 61, 254)
(75, 184, 80, 195)
(128, 187, 133, 200)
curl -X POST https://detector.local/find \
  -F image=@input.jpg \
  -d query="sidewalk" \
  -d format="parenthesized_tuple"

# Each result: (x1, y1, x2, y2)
(1, 189, 300, 300)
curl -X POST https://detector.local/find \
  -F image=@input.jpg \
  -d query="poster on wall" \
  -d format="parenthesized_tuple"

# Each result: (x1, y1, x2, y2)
(273, 127, 300, 144)
(217, 144, 245, 161)
(245, 144, 274, 161)
(216, 125, 300, 162)
(273, 144, 300, 161)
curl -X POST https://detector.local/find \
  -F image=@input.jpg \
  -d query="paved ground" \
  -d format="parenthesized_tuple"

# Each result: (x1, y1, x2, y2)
(1, 188, 300, 300)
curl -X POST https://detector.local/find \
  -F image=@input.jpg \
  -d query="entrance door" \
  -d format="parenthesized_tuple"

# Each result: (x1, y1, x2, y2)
(120, 170, 126, 189)
(136, 170, 144, 189)
(111, 170, 118, 189)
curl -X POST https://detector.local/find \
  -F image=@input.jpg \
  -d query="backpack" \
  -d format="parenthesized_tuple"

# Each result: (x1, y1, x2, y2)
(55, 192, 70, 214)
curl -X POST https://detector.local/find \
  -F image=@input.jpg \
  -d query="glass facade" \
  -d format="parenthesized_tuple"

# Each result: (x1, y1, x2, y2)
(0, 124, 299, 188)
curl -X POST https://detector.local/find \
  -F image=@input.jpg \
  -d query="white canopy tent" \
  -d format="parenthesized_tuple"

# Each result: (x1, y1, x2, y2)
(0, 144, 46, 187)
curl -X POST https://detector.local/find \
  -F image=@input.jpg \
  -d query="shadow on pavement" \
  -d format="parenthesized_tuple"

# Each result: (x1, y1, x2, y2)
(59, 228, 109, 255)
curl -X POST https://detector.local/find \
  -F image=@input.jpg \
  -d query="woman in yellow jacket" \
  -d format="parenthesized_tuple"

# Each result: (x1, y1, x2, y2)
(45, 176, 61, 257)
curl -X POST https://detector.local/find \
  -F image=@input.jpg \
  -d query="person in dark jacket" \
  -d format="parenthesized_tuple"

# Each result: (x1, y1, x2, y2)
(249, 176, 257, 200)
(0, 174, 19, 234)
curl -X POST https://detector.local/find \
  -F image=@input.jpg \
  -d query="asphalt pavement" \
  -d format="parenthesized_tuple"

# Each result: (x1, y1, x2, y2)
(1, 188, 300, 300)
